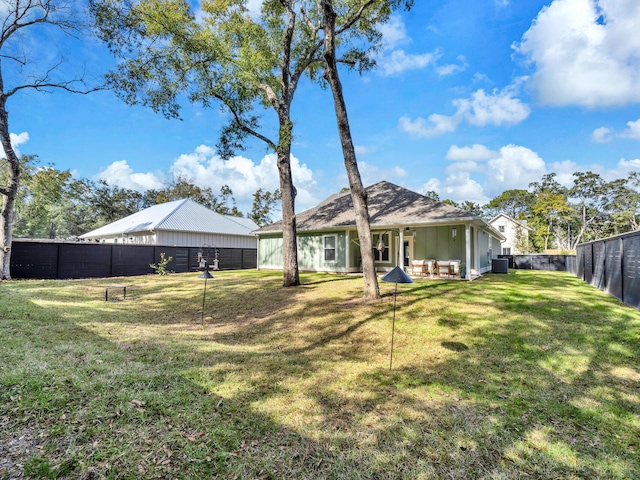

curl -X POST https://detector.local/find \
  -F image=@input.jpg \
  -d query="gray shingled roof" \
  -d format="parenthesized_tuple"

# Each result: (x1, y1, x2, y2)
(254, 181, 479, 234)
(80, 199, 258, 238)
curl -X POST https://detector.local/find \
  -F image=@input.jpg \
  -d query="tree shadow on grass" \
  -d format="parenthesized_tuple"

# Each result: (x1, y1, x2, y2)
(1, 270, 638, 479)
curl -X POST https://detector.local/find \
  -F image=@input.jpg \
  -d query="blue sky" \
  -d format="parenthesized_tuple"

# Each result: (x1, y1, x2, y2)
(7, 0, 640, 215)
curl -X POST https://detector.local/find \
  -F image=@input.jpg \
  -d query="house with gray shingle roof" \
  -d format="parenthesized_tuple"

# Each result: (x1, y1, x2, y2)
(80, 198, 258, 249)
(254, 181, 504, 278)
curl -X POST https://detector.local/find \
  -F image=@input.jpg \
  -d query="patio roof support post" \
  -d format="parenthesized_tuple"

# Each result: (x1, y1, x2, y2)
(465, 224, 472, 280)
(399, 229, 404, 271)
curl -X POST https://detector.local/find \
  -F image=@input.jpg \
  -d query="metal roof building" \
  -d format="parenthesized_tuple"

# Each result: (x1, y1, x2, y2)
(80, 199, 258, 249)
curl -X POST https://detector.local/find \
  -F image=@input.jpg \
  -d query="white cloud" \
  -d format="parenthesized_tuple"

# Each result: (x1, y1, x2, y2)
(376, 15, 440, 76)
(398, 113, 460, 137)
(419, 178, 441, 194)
(592, 118, 640, 142)
(379, 15, 409, 50)
(354, 145, 377, 155)
(548, 159, 580, 186)
(486, 145, 546, 192)
(439, 143, 547, 201)
(168, 146, 318, 209)
(619, 119, 640, 140)
(7, 131, 29, 157)
(399, 85, 530, 137)
(436, 55, 468, 77)
(10, 132, 29, 148)
(96, 146, 321, 213)
(446, 144, 496, 161)
(96, 160, 165, 191)
(515, 0, 640, 107)
(378, 49, 439, 76)
(337, 161, 407, 189)
(591, 126, 614, 143)
(441, 173, 489, 205)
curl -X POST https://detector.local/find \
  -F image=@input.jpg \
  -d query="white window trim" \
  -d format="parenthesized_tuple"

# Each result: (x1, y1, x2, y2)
(323, 234, 338, 264)
(373, 232, 392, 264)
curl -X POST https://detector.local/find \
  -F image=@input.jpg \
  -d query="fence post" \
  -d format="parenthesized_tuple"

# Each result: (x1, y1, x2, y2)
(620, 236, 625, 305)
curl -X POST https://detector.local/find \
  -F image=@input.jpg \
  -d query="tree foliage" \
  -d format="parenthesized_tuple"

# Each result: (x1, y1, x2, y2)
(249, 188, 281, 227)
(0, 0, 99, 279)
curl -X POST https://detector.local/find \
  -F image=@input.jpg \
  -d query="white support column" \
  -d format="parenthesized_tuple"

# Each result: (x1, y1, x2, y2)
(465, 224, 471, 280)
(399, 230, 404, 270)
(256, 235, 261, 270)
(345, 230, 350, 272)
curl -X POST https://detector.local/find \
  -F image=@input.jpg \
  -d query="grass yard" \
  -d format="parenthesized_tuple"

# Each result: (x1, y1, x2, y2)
(1, 269, 639, 479)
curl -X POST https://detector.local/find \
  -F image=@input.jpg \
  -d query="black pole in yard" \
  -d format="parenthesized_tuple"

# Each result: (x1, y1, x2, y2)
(381, 266, 414, 371)
(390, 282, 398, 370)
(199, 270, 214, 323)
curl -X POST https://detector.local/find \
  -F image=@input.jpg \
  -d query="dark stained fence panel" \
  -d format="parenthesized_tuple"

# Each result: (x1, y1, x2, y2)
(622, 234, 640, 309)
(112, 245, 155, 276)
(10, 242, 59, 279)
(577, 247, 585, 281)
(592, 241, 606, 290)
(219, 248, 243, 270)
(514, 255, 532, 269)
(605, 238, 623, 301)
(10, 241, 255, 279)
(242, 249, 257, 269)
(58, 244, 111, 279)
(583, 245, 593, 285)
(173, 248, 189, 273)
(511, 255, 570, 271)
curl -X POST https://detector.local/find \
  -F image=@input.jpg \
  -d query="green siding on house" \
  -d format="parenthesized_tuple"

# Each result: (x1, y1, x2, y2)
(478, 230, 490, 269)
(413, 225, 467, 261)
(258, 235, 284, 268)
(259, 232, 348, 271)
(297, 232, 347, 271)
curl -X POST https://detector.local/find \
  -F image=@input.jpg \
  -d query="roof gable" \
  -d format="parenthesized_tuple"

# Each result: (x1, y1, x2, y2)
(255, 181, 478, 233)
(80, 199, 258, 238)
(489, 213, 534, 232)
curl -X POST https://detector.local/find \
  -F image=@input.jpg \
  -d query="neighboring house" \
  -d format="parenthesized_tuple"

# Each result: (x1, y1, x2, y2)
(254, 181, 505, 279)
(488, 213, 533, 255)
(80, 198, 258, 249)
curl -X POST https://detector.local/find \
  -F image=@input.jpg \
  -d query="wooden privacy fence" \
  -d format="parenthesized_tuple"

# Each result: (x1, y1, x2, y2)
(10, 240, 257, 280)
(571, 231, 640, 310)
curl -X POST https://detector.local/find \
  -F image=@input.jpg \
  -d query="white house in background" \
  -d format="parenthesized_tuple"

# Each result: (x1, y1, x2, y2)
(488, 213, 533, 255)
(79, 199, 258, 249)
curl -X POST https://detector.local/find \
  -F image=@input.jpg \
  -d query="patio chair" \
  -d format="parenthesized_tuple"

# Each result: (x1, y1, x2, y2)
(449, 259, 461, 277)
(411, 260, 426, 277)
(437, 261, 451, 278)
(425, 259, 436, 277)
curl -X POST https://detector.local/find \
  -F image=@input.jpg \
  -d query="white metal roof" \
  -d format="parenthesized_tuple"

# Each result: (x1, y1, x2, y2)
(79, 199, 259, 239)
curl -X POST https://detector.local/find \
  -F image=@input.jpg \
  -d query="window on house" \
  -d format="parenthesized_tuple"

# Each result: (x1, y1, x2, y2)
(499, 225, 505, 233)
(373, 232, 390, 262)
(503, 247, 511, 255)
(323, 235, 337, 262)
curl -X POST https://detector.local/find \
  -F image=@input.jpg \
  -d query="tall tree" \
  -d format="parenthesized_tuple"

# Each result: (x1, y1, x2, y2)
(529, 173, 570, 251)
(0, 0, 97, 279)
(484, 189, 534, 219)
(90, 0, 318, 286)
(320, 0, 412, 300)
(13, 159, 73, 238)
(90, 0, 412, 290)
(569, 171, 611, 248)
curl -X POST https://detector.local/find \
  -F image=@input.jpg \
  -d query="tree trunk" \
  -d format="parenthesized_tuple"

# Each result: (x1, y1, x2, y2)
(277, 120, 300, 287)
(321, 0, 379, 300)
(0, 97, 19, 280)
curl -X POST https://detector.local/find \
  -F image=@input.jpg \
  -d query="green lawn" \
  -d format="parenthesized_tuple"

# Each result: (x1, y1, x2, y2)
(1, 269, 639, 479)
